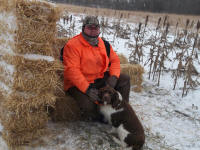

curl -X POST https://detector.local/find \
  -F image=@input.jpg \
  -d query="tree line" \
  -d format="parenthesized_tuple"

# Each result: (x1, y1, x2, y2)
(51, 0, 200, 15)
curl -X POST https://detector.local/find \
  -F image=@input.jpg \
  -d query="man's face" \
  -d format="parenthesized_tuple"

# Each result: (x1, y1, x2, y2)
(84, 24, 100, 38)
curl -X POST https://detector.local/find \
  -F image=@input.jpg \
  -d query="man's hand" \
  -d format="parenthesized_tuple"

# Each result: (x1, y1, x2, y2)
(106, 75, 118, 88)
(86, 87, 101, 103)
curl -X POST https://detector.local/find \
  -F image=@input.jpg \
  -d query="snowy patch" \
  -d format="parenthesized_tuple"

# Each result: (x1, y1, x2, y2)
(23, 54, 55, 62)
(0, 11, 17, 54)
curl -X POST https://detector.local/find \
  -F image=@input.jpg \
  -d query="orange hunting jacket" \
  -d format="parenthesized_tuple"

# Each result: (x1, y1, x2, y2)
(63, 33, 120, 93)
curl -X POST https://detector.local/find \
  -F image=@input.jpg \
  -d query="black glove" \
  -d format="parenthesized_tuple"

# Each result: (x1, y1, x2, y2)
(106, 75, 118, 88)
(86, 87, 101, 102)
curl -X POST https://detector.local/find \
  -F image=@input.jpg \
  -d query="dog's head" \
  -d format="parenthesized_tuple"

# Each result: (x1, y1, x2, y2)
(98, 86, 122, 106)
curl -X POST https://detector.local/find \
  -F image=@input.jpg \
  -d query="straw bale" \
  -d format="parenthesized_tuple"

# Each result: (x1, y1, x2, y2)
(50, 94, 81, 122)
(2, 54, 62, 71)
(15, 32, 55, 55)
(0, 0, 16, 12)
(16, 17, 56, 43)
(16, 0, 59, 23)
(49, 37, 83, 122)
(16, 41, 54, 56)
(17, 25, 55, 44)
(0, 0, 62, 147)
(0, 65, 11, 76)
(0, 85, 8, 100)
(13, 71, 60, 93)
(0, 107, 48, 132)
(0, 75, 13, 87)
(0, 21, 15, 36)
(2, 55, 63, 94)
(14, 0, 60, 55)
(121, 64, 144, 92)
(0, 3, 16, 55)
(48, 73, 81, 122)
(2, 128, 46, 146)
(0, 103, 48, 146)
(118, 53, 129, 64)
(52, 37, 69, 59)
(3, 92, 56, 113)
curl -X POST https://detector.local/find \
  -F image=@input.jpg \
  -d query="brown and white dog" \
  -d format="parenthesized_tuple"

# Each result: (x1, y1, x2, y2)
(98, 86, 145, 150)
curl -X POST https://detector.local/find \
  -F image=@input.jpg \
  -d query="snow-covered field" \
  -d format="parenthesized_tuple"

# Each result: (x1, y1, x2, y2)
(0, 11, 200, 150)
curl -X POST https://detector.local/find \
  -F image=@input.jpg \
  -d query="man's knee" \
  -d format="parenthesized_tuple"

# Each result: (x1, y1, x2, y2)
(121, 73, 130, 82)
(117, 73, 130, 86)
(67, 87, 97, 112)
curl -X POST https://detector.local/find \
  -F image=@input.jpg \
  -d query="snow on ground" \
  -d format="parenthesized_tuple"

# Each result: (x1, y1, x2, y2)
(0, 11, 200, 150)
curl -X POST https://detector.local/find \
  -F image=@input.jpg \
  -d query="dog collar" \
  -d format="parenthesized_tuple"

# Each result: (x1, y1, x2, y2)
(94, 101, 104, 106)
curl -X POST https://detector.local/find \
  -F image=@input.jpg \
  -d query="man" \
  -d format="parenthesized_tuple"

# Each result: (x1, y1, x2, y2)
(63, 16, 130, 121)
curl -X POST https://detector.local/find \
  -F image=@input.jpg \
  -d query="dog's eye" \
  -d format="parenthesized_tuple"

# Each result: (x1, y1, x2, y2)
(108, 91, 113, 95)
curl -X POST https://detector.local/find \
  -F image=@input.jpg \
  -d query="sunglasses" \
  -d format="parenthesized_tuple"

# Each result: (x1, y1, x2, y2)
(85, 24, 100, 30)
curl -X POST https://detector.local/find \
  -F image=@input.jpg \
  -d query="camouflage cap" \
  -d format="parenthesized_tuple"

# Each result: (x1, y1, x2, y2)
(82, 16, 99, 26)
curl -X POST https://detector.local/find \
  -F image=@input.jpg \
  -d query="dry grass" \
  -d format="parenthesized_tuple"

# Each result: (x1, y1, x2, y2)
(58, 3, 200, 28)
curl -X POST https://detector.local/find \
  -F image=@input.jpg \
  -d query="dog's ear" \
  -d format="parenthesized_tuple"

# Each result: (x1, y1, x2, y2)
(111, 91, 121, 109)
(98, 89, 103, 99)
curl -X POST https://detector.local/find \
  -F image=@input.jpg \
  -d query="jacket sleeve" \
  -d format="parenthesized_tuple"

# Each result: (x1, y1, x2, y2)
(63, 43, 89, 93)
(109, 45, 120, 78)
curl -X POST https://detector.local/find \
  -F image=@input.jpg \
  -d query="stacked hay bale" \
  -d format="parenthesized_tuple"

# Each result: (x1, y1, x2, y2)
(119, 54, 144, 92)
(0, 0, 63, 147)
(50, 37, 81, 122)
(52, 37, 69, 59)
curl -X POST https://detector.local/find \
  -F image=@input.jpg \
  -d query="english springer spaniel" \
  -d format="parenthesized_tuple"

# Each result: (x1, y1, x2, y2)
(98, 86, 145, 150)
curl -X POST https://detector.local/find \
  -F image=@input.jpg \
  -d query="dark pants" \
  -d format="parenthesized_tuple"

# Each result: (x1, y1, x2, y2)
(66, 72, 130, 120)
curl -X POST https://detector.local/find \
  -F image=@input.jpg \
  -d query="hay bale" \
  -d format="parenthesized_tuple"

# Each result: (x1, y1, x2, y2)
(47, 37, 82, 122)
(121, 64, 144, 92)
(0, 0, 62, 147)
(0, 0, 16, 12)
(2, 128, 46, 146)
(118, 53, 129, 64)
(52, 37, 69, 59)
(0, 107, 48, 132)
(49, 94, 81, 122)
(14, 0, 60, 55)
